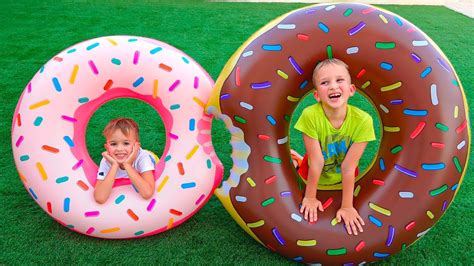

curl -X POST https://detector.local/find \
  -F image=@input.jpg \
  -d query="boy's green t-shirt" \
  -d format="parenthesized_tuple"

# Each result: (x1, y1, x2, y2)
(294, 103, 375, 186)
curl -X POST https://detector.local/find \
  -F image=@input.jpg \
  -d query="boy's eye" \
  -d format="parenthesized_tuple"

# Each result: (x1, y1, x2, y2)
(110, 143, 117, 146)
(337, 78, 344, 82)
(124, 142, 130, 145)
(320, 81, 328, 85)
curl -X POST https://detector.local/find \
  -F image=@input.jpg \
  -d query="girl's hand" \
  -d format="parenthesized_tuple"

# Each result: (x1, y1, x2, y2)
(336, 207, 365, 235)
(300, 197, 324, 223)
(102, 151, 118, 167)
(124, 142, 140, 166)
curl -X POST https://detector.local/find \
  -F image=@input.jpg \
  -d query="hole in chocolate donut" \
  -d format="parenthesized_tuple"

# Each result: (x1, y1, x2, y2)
(212, 119, 232, 181)
(289, 90, 381, 190)
(86, 98, 166, 165)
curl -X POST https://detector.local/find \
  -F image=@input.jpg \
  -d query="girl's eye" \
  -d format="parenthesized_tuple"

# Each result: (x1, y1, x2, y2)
(110, 143, 117, 146)
(124, 142, 130, 146)
(321, 81, 328, 85)
(337, 78, 344, 82)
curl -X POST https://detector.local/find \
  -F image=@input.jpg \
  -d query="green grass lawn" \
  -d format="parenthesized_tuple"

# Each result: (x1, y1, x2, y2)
(1, 0, 473, 264)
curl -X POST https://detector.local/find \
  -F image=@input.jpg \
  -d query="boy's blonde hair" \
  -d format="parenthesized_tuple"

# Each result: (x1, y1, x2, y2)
(312, 58, 351, 87)
(103, 118, 140, 140)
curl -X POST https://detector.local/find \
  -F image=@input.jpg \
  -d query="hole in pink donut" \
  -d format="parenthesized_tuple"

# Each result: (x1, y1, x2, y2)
(289, 90, 381, 190)
(70, 88, 170, 188)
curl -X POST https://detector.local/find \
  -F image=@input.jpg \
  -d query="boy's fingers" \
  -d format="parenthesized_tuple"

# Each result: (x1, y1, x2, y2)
(318, 202, 324, 212)
(345, 222, 352, 235)
(350, 221, 359, 235)
(358, 216, 365, 226)
(336, 212, 342, 222)
(355, 219, 364, 233)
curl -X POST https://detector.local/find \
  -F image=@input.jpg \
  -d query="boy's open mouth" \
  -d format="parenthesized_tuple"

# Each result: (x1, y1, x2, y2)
(328, 93, 341, 99)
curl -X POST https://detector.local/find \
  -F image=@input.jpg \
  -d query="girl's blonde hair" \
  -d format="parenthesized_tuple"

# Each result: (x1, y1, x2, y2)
(312, 58, 350, 86)
(103, 118, 140, 140)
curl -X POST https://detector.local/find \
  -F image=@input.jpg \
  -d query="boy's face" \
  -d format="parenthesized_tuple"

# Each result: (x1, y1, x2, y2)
(104, 129, 138, 163)
(313, 63, 355, 110)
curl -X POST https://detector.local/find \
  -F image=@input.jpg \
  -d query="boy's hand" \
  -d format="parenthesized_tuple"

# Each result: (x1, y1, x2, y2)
(336, 207, 365, 235)
(300, 197, 324, 223)
(124, 142, 140, 166)
(102, 151, 118, 167)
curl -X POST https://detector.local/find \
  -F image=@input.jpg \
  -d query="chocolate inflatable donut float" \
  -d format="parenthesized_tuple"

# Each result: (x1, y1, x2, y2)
(207, 3, 470, 264)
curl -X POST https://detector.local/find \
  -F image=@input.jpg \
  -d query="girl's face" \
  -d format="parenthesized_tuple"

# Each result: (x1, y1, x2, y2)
(313, 63, 355, 111)
(104, 129, 137, 163)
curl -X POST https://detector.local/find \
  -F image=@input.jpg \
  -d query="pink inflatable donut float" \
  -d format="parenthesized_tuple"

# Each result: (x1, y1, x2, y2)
(12, 36, 223, 239)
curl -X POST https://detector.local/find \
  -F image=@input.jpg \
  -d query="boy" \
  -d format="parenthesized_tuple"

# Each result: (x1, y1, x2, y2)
(94, 118, 156, 204)
(294, 58, 375, 235)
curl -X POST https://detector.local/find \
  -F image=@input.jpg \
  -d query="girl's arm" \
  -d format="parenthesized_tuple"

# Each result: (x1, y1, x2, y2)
(94, 153, 119, 204)
(337, 141, 368, 235)
(300, 134, 325, 222)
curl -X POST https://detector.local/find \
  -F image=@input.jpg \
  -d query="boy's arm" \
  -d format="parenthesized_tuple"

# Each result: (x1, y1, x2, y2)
(123, 143, 155, 199)
(300, 134, 325, 222)
(338, 141, 368, 235)
(94, 154, 119, 204)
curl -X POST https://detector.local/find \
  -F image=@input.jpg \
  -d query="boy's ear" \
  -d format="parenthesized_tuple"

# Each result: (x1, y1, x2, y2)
(349, 84, 356, 95)
(104, 143, 107, 150)
(313, 90, 320, 102)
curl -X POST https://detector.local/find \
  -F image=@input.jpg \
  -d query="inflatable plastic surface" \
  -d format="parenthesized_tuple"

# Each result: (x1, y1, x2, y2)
(12, 36, 223, 239)
(207, 3, 470, 264)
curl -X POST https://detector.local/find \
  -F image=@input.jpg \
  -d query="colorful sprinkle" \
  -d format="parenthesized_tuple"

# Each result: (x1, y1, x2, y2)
(169, 80, 180, 91)
(86, 42, 99, 50)
(127, 209, 139, 221)
(262, 44, 282, 51)
(346, 46, 359, 54)
(115, 195, 125, 204)
(261, 197, 275, 207)
(147, 199, 156, 211)
(381, 81, 402, 92)
(376, 42, 396, 49)
(289, 56, 303, 75)
(266, 115, 276, 125)
(88, 60, 99, 75)
(181, 182, 196, 189)
(277, 24, 295, 30)
(246, 177, 256, 187)
(56, 176, 69, 184)
(272, 228, 286, 245)
(430, 185, 448, 196)
(412, 40, 429, 47)
(386, 226, 395, 246)
(399, 191, 414, 198)
(85, 211, 100, 217)
(420, 67, 432, 78)
(368, 215, 382, 227)
(63, 198, 70, 212)
(369, 202, 391, 216)
(251, 81, 272, 89)
(264, 155, 281, 164)
(42, 145, 59, 153)
(421, 163, 445, 170)
(297, 240, 317, 247)
(327, 248, 347, 256)
(76, 180, 89, 191)
(348, 22, 366, 36)
(150, 47, 162, 54)
(355, 241, 365, 252)
(411, 53, 422, 63)
(247, 220, 265, 228)
(394, 164, 417, 178)
(405, 221, 416, 230)
(318, 22, 329, 33)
